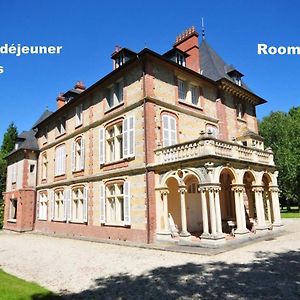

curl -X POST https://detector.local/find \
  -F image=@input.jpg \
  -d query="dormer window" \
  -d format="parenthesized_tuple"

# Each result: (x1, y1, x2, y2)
(233, 75, 242, 86)
(115, 54, 124, 69)
(176, 53, 186, 67)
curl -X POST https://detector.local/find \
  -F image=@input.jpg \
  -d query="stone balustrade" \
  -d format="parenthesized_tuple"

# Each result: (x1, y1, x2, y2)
(154, 137, 274, 166)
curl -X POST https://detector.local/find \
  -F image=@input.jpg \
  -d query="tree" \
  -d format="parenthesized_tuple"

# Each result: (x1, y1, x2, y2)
(0, 122, 18, 228)
(259, 106, 300, 211)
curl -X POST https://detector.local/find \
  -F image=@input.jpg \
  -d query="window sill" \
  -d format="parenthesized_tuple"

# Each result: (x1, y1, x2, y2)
(54, 174, 66, 181)
(41, 178, 47, 183)
(75, 123, 83, 130)
(102, 159, 130, 171)
(104, 101, 124, 114)
(51, 219, 67, 223)
(38, 218, 47, 221)
(103, 222, 126, 227)
(178, 100, 203, 111)
(237, 117, 247, 123)
(72, 170, 84, 177)
(7, 219, 17, 223)
(69, 220, 86, 224)
(55, 132, 66, 139)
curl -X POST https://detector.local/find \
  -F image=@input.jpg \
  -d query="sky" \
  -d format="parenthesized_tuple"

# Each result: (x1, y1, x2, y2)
(0, 0, 299, 143)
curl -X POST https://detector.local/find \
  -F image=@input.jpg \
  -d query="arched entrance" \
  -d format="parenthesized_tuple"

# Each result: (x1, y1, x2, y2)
(262, 173, 274, 224)
(243, 171, 256, 230)
(166, 177, 181, 231)
(219, 168, 236, 233)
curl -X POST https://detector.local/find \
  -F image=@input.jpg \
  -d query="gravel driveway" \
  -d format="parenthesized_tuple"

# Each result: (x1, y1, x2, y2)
(0, 219, 299, 299)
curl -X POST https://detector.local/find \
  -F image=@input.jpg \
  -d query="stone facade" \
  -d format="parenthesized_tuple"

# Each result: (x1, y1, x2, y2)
(3, 26, 282, 244)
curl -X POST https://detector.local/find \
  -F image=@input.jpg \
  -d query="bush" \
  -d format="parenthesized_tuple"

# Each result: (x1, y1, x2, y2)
(0, 199, 4, 229)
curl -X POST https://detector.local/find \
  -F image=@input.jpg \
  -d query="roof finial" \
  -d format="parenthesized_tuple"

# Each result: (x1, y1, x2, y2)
(201, 17, 205, 40)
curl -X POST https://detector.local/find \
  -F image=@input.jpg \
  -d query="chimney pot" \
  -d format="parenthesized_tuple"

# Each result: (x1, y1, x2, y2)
(56, 93, 66, 109)
(74, 81, 86, 91)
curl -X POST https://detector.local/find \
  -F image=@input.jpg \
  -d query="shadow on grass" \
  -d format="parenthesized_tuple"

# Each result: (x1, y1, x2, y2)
(32, 249, 300, 300)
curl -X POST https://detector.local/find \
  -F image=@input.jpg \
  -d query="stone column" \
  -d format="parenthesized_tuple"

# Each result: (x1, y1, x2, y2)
(208, 188, 217, 236)
(179, 187, 190, 237)
(160, 190, 170, 232)
(269, 186, 283, 227)
(213, 187, 223, 235)
(252, 186, 267, 230)
(200, 189, 209, 236)
(232, 185, 249, 235)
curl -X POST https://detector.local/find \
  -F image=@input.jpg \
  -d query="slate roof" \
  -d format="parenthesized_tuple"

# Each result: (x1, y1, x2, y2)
(32, 109, 53, 129)
(199, 40, 251, 91)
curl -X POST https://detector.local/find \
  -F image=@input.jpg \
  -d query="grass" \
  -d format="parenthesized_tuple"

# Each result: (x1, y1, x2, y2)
(280, 206, 300, 218)
(0, 269, 59, 300)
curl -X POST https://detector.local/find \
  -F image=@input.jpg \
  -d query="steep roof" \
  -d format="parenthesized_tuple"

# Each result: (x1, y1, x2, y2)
(199, 40, 251, 91)
(32, 109, 53, 129)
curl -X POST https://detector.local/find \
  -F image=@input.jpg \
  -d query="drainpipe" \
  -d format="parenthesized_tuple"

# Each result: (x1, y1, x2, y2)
(142, 59, 151, 244)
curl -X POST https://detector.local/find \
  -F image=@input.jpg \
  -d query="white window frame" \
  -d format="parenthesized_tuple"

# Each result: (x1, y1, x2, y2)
(99, 181, 131, 226)
(191, 84, 199, 105)
(106, 123, 123, 163)
(178, 79, 186, 101)
(162, 115, 177, 147)
(70, 186, 88, 223)
(176, 52, 186, 67)
(75, 104, 83, 127)
(38, 192, 48, 220)
(9, 199, 17, 220)
(55, 144, 66, 176)
(41, 152, 48, 180)
(56, 117, 66, 136)
(71, 136, 85, 172)
(53, 189, 65, 221)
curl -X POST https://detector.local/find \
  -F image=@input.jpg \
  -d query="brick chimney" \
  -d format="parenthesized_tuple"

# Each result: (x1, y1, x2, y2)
(74, 81, 86, 92)
(173, 26, 200, 73)
(56, 93, 66, 109)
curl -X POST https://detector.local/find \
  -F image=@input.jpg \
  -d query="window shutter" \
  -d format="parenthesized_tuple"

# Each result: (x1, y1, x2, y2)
(99, 182, 106, 224)
(99, 127, 105, 165)
(83, 186, 88, 223)
(71, 141, 75, 172)
(63, 189, 68, 221)
(123, 118, 128, 157)
(50, 190, 55, 220)
(61, 145, 66, 175)
(55, 149, 59, 176)
(169, 116, 177, 145)
(80, 137, 85, 170)
(128, 116, 135, 157)
(38, 193, 41, 220)
(69, 189, 73, 222)
(162, 115, 170, 147)
(124, 181, 131, 226)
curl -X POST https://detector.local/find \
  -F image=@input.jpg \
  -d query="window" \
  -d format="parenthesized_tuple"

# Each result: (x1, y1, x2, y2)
(115, 54, 124, 69)
(75, 104, 83, 127)
(206, 124, 218, 138)
(233, 76, 242, 86)
(176, 53, 186, 67)
(71, 137, 85, 172)
(30, 164, 35, 173)
(38, 192, 48, 220)
(236, 103, 245, 119)
(107, 81, 124, 108)
(12, 163, 17, 183)
(42, 127, 48, 144)
(41, 152, 48, 180)
(99, 116, 135, 165)
(53, 190, 65, 221)
(178, 79, 187, 101)
(99, 181, 131, 226)
(71, 186, 88, 223)
(56, 117, 66, 136)
(9, 199, 17, 220)
(55, 144, 66, 176)
(162, 115, 177, 147)
(191, 85, 199, 105)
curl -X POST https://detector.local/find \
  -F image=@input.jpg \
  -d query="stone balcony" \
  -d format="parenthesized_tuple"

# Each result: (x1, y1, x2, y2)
(154, 137, 274, 166)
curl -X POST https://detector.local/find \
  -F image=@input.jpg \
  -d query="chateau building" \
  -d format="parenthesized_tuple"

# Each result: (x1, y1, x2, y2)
(3, 27, 282, 244)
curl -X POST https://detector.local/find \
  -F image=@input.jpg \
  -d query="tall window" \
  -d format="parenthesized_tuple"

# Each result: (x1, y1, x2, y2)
(107, 81, 124, 108)
(42, 127, 48, 144)
(56, 117, 66, 136)
(41, 152, 48, 180)
(75, 104, 83, 127)
(99, 116, 135, 165)
(107, 123, 123, 162)
(115, 54, 124, 69)
(162, 115, 177, 147)
(236, 103, 245, 119)
(38, 192, 48, 220)
(54, 190, 64, 221)
(12, 163, 17, 183)
(178, 79, 186, 101)
(99, 181, 131, 226)
(71, 137, 85, 172)
(9, 199, 17, 220)
(191, 85, 199, 105)
(71, 187, 87, 223)
(55, 144, 66, 176)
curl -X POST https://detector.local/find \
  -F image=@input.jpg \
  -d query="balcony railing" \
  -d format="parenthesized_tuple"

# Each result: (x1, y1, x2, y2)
(154, 137, 274, 166)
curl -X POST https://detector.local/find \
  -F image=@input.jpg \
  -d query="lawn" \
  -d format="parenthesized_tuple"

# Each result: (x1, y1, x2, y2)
(0, 269, 59, 300)
(280, 206, 300, 218)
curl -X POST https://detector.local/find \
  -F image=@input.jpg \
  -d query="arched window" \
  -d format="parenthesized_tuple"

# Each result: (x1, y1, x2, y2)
(38, 191, 48, 220)
(41, 152, 48, 180)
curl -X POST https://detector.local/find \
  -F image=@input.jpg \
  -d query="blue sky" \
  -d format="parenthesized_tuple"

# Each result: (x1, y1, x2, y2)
(0, 0, 299, 143)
